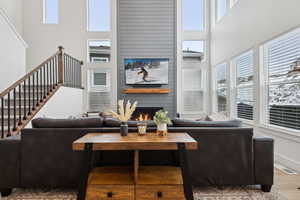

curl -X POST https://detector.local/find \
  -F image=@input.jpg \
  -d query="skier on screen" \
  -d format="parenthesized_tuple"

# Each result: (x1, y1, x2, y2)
(138, 66, 149, 82)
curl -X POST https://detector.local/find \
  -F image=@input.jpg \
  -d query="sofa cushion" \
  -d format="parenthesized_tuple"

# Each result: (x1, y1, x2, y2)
(104, 118, 156, 127)
(172, 118, 242, 127)
(32, 117, 104, 128)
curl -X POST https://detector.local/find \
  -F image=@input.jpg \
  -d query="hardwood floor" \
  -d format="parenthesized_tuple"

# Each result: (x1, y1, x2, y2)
(274, 169, 300, 200)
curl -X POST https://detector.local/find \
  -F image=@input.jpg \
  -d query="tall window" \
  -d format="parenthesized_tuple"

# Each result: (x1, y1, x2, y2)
(263, 28, 300, 130)
(216, 63, 227, 112)
(88, 0, 110, 31)
(182, 0, 204, 31)
(235, 51, 254, 120)
(216, 0, 227, 21)
(43, 0, 58, 24)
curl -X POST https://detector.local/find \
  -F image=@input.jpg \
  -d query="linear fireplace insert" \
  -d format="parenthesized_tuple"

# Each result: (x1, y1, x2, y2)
(131, 107, 163, 120)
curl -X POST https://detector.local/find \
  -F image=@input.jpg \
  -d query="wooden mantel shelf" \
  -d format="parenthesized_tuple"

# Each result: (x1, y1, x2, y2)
(123, 88, 171, 94)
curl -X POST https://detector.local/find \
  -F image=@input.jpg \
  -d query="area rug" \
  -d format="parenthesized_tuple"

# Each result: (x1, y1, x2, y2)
(1, 186, 286, 200)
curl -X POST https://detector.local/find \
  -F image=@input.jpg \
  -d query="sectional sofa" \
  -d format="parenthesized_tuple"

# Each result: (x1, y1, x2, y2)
(0, 117, 274, 196)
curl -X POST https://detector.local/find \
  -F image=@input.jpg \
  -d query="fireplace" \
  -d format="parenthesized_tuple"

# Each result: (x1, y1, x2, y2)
(131, 107, 163, 121)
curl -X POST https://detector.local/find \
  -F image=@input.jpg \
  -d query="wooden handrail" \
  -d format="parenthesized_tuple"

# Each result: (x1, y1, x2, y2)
(0, 51, 61, 98)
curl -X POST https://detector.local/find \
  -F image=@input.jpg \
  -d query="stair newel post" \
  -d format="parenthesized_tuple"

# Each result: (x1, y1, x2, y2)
(58, 46, 64, 85)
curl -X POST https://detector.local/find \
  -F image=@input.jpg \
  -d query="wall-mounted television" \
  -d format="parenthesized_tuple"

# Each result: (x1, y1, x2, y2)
(125, 58, 169, 85)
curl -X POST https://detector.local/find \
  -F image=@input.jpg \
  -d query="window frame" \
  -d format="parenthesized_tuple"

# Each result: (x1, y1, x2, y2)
(86, 0, 112, 32)
(233, 50, 255, 121)
(43, 0, 59, 24)
(87, 39, 112, 64)
(89, 69, 111, 92)
(261, 27, 300, 131)
(214, 62, 228, 113)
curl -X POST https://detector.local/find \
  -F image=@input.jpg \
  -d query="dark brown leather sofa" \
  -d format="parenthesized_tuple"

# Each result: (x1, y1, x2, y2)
(0, 117, 274, 196)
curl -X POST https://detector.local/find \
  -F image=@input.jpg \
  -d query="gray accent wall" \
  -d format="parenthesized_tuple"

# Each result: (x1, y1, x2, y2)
(117, 0, 177, 117)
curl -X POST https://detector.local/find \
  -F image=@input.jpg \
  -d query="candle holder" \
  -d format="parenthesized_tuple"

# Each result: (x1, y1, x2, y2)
(137, 122, 147, 136)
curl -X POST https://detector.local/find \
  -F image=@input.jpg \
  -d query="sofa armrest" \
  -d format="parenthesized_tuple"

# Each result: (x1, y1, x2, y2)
(253, 137, 274, 186)
(0, 135, 21, 188)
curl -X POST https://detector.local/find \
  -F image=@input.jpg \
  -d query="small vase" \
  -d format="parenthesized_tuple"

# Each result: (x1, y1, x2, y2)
(120, 122, 128, 136)
(156, 123, 168, 136)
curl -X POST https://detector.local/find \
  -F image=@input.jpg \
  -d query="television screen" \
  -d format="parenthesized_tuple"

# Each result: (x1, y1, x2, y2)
(125, 58, 169, 85)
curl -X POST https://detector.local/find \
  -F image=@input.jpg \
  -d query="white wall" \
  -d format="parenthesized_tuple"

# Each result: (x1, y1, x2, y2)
(211, 0, 300, 66)
(211, 0, 300, 172)
(0, 8, 27, 92)
(0, 0, 23, 35)
(29, 86, 83, 121)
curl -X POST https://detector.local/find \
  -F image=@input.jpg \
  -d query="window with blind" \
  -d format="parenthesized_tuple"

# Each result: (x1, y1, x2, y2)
(216, 63, 227, 112)
(264, 27, 300, 130)
(235, 51, 254, 120)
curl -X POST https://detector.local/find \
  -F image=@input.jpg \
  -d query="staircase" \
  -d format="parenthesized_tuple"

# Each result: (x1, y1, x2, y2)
(0, 46, 83, 139)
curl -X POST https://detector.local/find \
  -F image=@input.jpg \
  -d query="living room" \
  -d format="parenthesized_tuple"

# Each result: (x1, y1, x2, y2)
(0, 0, 300, 199)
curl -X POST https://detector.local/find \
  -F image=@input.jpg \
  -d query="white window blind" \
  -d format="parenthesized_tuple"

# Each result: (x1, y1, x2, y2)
(235, 51, 254, 120)
(265, 28, 300, 130)
(216, 63, 227, 112)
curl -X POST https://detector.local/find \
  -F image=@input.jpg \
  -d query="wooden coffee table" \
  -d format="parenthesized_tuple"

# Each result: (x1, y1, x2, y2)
(73, 132, 198, 200)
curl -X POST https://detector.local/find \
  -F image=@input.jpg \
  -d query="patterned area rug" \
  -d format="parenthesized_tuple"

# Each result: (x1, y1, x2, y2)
(1, 186, 286, 200)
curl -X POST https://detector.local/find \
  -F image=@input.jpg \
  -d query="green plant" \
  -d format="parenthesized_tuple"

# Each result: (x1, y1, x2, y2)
(153, 110, 172, 125)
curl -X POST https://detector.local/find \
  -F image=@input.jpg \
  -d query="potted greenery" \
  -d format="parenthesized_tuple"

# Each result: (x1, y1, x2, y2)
(153, 110, 172, 136)
(108, 100, 138, 136)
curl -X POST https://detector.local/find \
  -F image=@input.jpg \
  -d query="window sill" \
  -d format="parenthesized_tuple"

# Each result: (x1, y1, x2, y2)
(256, 124, 300, 143)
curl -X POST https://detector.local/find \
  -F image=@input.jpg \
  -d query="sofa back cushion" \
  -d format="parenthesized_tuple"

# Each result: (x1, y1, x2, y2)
(32, 117, 104, 128)
(104, 118, 156, 127)
(172, 118, 242, 127)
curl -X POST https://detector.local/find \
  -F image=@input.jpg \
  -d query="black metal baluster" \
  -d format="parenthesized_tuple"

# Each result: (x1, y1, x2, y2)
(32, 73, 35, 110)
(28, 77, 31, 115)
(46, 62, 49, 95)
(13, 88, 16, 131)
(36, 71, 39, 106)
(7, 92, 10, 137)
(23, 80, 27, 120)
(50, 59, 53, 91)
(40, 69, 43, 102)
(1, 97, 4, 138)
(18, 85, 22, 125)
(64, 55, 66, 86)
(55, 55, 58, 86)
(44, 65, 46, 98)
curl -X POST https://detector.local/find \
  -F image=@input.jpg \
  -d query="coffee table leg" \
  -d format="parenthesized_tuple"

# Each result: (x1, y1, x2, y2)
(177, 143, 194, 200)
(77, 143, 93, 200)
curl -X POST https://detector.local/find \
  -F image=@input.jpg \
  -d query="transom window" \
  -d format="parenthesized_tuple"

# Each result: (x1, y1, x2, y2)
(182, 41, 205, 61)
(182, 0, 205, 31)
(43, 0, 58, 24)
(88, 40, 111, 63)
(234, 50, 254, 120)
(87, 0, 111, 31)
(216, 0, 227, 21)
(263, 27, 300, 130)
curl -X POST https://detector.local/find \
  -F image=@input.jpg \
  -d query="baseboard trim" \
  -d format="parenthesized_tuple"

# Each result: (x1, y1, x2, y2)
(275, 153, 300, 173)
